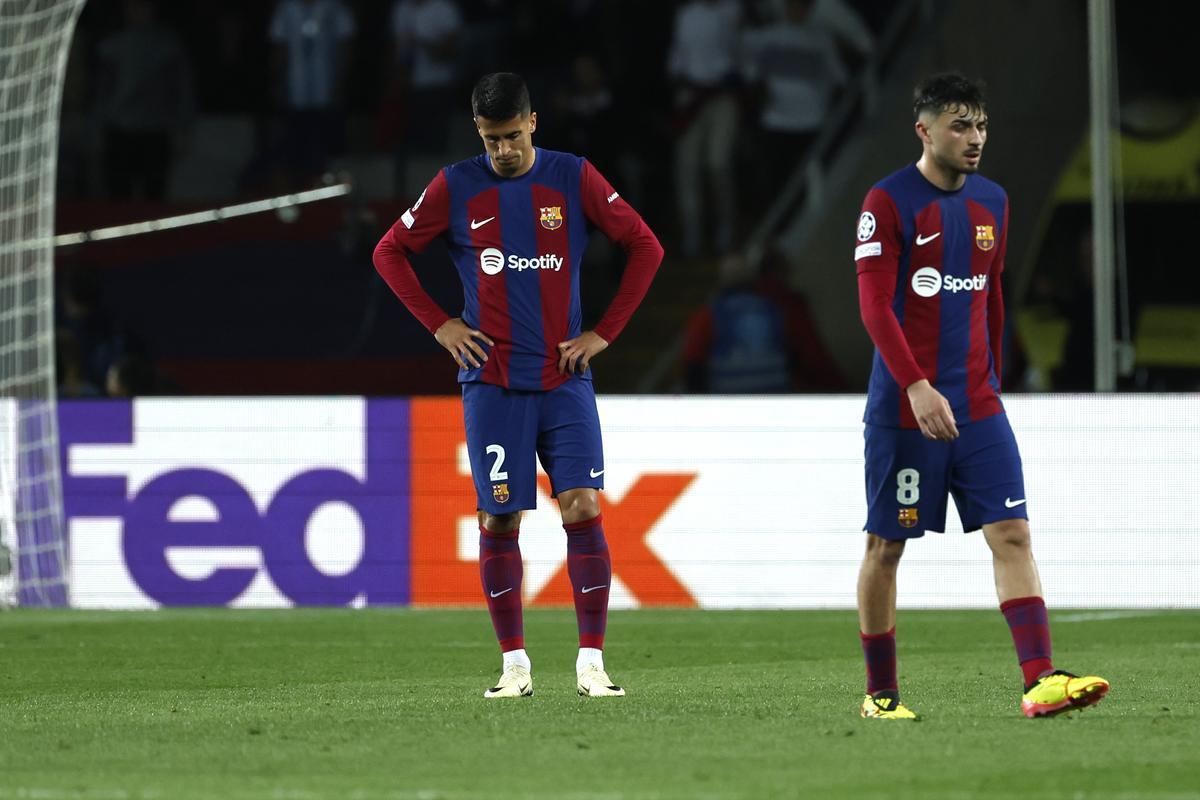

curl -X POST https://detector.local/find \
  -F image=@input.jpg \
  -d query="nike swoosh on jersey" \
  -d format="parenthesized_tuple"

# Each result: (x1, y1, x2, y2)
(470, 216, 496, 230)
(1004, 498, 1027, 508)
(915, 232, 941, 245)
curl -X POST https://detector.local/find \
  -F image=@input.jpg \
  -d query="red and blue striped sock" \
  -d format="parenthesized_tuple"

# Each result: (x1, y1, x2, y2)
(1000, 595, 1054, 688)
(479, 526, 524, 652)
(860, 627, 898, 694)
(565, 514, 610, 650)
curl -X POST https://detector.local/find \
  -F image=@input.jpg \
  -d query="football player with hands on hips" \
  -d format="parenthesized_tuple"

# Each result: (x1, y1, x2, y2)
(374, 72, 663, 699)
(852, 73, 1108, 720)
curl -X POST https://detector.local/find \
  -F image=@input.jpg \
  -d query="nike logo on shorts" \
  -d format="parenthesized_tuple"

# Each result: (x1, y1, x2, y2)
(1005, 497, 1027, 508)
(589, 468, 605, 478)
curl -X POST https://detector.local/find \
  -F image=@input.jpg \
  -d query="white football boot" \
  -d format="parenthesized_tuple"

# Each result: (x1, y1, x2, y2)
(483, 664, 533, 698)
(577, 663, 625, 697)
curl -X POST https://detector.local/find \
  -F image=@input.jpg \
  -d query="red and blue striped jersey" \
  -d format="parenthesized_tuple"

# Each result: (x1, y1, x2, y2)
(374, 148, 662, 392)
(855, 163, 1009, 429)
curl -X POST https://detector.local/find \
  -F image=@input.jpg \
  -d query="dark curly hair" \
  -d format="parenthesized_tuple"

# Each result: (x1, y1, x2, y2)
(912, 72, 987, 120)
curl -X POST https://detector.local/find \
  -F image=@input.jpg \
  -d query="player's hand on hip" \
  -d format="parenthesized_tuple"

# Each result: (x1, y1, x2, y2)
(434, 318, 494, 370)
(906, 379, 959, 441)
(557, 331, 608, 375)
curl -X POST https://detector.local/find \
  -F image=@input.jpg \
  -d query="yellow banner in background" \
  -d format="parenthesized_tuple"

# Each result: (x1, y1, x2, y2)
(1054, 110, 1200, 202)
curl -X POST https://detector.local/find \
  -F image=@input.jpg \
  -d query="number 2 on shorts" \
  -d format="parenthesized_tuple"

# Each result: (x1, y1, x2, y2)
(486, 444, 508, 481)
(896, 467, 920, 505)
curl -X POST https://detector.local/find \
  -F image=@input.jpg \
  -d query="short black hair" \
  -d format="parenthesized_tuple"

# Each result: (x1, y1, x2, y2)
(912, 72, 987, 121)
(471, 73, 531, 120)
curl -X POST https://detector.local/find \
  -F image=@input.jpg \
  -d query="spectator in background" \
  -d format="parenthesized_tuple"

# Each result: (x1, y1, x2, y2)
(58, 266, 118, 391)
(682, 249, 846, 393)
(268, 0, 356, 188)
(55, 330, 102, 399)
(199, 2, 266, 114)
(96, 0, 194, 201)
(1053, 229, 1096, 391)
(390, 0, 463, 193)
(741, 0, 846, 201)
(106, 354, 159, 398)
(811, 0, 875, 65)
(667, 0, 742, 258)
(552, 54, 618, 177)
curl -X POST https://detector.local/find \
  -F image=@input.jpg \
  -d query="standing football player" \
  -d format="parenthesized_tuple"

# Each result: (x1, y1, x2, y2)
(374, 73, 663, 698)
(853, 73, 1109, 719)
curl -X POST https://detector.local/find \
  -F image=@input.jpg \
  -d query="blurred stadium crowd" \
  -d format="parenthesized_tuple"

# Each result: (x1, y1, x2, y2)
(51, 0, 1198, 398)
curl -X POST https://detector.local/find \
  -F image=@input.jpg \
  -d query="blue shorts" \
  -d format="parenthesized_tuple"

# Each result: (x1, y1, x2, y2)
(863, 412, 1028, 540)
(462, 378, 605, 514)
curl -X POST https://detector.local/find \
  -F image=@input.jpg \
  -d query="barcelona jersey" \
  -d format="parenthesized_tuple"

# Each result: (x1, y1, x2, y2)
(374, 148, 660, 392)
(854, 164, 1009, 429)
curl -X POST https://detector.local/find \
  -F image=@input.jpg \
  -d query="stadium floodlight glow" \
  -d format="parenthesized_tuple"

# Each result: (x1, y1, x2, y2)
(53, 182, 353, 247)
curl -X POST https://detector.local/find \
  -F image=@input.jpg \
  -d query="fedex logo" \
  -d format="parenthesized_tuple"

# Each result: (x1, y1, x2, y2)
(61, 400, 409, 607)
(59, 398, 695, 609)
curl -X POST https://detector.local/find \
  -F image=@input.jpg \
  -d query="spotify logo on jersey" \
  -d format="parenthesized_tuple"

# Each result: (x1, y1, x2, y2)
(911, 267, 989, 297)
(478, 248, 566, 275)
(911, 267, 942, 297)
(480, 248, 505, 275)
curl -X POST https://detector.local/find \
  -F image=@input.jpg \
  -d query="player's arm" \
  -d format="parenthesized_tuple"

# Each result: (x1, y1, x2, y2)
(855, 189, 958, 440)
(556, 160, 665, 375)
(372, 171, 493, 370)
(987, 200, 1010, 389)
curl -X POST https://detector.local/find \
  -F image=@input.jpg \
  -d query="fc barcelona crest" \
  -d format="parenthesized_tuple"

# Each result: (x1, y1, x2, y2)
(492, 483, 510, 504)
(975, 225, 995, 251)
(539, 206, 563, 230)
(898, 508, 919, 529)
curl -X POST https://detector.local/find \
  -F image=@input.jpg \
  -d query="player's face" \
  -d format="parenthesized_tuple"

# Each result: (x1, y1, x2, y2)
(918, 105, 987, 176)
(476, 113, 537, 178)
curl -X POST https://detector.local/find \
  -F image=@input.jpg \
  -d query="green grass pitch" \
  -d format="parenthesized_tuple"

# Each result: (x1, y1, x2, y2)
(1, 608, 1197, 800)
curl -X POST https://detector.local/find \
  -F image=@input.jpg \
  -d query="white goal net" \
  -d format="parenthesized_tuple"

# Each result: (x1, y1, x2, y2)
(1, 0, 86, 606)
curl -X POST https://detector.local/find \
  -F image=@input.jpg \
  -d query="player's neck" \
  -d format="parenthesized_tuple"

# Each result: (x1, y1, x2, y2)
(916, 154, 966, 192)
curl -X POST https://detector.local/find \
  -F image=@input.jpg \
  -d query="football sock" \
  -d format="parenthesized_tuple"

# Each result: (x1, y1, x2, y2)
(564, 514, 610, 650)
(860, 627, 898, 694)
(480, 526, 524, 652)
(577, 646, 604, 674)
(503, 648, 531, 671)
(1000, 595, 1054, 688)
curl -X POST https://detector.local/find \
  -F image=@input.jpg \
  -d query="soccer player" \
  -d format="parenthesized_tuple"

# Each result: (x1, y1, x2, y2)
(373, 73, 663, 698)
(852, 73, 1109, 719)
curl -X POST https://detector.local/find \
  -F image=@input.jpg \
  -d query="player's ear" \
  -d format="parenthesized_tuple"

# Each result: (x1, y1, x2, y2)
(914, 119, 931, 145)
(528, 111, 537, 135)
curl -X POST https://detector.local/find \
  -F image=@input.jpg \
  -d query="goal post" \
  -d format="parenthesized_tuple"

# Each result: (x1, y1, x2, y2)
(1, 0, 88, 607)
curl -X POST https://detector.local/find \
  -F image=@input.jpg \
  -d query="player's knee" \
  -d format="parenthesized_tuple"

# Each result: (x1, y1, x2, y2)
(557, 488, 601, 524)
(986, 519, 1031, 553)
(865, 534, 905, 569)
(480, 511, 521, 534)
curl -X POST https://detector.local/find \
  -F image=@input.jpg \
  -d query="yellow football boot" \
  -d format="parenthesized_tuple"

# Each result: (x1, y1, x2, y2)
(860, 691, 918, 720)
(1021, 670, 1109, 718)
